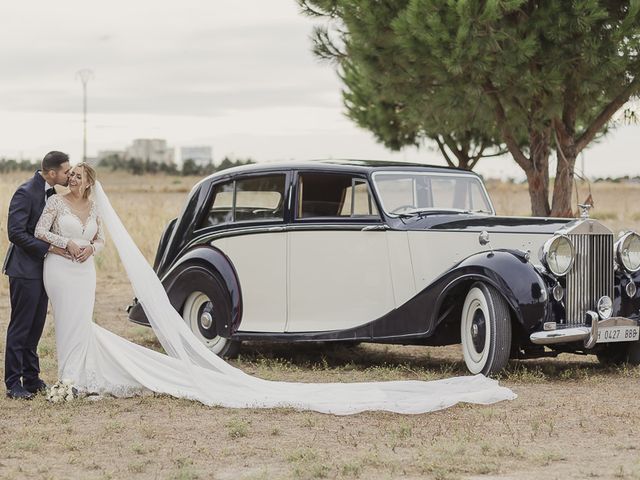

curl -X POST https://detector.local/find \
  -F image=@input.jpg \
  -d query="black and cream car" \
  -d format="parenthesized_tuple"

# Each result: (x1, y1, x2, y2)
(128, 160, 640, 375)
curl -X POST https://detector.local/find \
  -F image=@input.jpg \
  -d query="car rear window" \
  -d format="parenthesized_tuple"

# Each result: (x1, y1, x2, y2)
(297, 173, 378, 219)
(201, 174, 286, 228)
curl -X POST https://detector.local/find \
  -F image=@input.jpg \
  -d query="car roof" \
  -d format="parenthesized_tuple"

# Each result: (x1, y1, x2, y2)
(201, 159, 479, 182)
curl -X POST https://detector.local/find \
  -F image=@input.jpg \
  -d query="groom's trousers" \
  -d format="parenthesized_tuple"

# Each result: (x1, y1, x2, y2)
(5, 277, 48, 390)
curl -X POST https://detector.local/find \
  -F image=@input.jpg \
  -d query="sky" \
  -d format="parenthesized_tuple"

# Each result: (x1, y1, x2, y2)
(0, 0, 639, 180)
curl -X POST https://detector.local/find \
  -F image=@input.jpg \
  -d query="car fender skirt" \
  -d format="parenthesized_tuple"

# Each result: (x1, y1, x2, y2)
(128, 246, 243, 336)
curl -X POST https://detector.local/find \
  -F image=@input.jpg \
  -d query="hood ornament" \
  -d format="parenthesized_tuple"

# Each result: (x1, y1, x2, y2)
(577, 203, 593, 219)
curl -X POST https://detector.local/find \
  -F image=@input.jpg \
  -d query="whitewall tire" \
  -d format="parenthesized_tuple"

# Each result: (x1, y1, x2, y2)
(182, 290, 240, 358)
(460, 282, 511, 376)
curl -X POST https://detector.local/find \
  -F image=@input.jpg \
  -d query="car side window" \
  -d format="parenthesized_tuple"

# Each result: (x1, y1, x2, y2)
(201, 174, 286, 228)
(297, 173, 379, 219)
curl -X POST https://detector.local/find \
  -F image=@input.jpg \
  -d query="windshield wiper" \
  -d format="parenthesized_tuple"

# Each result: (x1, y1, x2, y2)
(397, 208, 491, 218)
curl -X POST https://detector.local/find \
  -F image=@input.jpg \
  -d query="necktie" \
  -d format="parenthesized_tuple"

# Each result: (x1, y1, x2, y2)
(46, 187, 55, 199)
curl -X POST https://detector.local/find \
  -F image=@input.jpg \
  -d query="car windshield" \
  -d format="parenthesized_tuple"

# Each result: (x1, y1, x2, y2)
(372, 172, 494, 216)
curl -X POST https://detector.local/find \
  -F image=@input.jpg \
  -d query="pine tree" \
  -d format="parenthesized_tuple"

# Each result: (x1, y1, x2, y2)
(299, 0, 640, 216)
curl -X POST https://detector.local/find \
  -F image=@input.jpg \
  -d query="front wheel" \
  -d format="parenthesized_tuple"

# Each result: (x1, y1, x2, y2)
(460, 282, 512, 376)
(182, 287, 240, 359)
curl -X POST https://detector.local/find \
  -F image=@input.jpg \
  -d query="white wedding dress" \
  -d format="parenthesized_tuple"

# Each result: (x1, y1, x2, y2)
(34, 183, 516, 415)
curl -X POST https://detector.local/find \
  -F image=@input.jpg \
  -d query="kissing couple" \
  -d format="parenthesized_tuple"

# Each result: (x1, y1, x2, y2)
(3, 151, 516, 414)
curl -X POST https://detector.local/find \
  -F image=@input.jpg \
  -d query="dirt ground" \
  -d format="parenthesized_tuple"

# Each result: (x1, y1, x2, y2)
(1, 171, 640, 480)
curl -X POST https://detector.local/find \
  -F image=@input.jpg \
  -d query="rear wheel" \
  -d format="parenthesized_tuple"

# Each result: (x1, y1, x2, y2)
(460, 282, 512, 376)
(181, 272, 240, 358)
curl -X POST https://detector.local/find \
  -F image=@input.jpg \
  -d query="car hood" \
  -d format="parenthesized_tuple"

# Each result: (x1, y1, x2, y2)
(393, 214, 573, 234)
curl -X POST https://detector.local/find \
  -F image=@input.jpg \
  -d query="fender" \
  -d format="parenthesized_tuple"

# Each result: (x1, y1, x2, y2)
(128, 246, 243, 336)
(152, 217, 177, 273)
(614, 269, 640, 320)
(297, 249, 550, 345)
(431, 250, 549, 337)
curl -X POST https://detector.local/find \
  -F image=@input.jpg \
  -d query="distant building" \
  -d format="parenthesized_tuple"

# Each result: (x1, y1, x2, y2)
(84, 156, 100, 167)
(181, 146, 213, 167)
(125, 139, 175, 165)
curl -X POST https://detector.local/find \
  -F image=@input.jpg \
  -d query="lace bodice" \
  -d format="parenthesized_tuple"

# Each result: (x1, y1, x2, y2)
(35, 195, 105, 252)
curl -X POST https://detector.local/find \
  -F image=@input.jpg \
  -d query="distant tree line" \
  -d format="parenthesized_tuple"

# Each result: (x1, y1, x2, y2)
(0, 158, 39, 173)
(98, 154, 254, 176)
(181, 156, 255, 176)
(0, 155, 255, 176)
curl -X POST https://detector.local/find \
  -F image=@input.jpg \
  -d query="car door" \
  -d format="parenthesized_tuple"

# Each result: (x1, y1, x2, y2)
(286, 171, 396, 333)
(205, 172, 290, 333)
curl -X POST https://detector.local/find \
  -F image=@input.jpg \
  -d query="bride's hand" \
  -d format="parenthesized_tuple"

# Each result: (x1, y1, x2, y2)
(75, 245, 94, 263)
(66, 240, 82, 258)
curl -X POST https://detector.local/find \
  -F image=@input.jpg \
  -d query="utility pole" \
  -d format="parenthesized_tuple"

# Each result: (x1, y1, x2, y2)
(76, 69, 94, 162)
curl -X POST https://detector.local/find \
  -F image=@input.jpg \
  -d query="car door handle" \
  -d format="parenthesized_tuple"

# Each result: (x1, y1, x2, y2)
(361, 225, 389, 231)
(268, 226, 286, 232)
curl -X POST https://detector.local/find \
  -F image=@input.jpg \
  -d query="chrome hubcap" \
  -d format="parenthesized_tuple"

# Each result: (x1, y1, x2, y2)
(200, 311, 213, 329)
(471, 309, 486, 354)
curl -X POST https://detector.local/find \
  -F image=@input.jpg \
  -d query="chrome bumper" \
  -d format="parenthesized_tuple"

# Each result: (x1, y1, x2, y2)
(530, 313, 638, 349)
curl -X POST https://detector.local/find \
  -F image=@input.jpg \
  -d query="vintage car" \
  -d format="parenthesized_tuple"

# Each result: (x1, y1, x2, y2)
(128, 160, 640, 375)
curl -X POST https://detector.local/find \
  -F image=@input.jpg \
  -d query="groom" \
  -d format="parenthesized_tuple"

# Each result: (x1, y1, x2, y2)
(3, 151, 71, 399)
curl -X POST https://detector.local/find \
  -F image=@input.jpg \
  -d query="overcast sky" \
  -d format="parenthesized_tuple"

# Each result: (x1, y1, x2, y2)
(0, 0, 638, 179)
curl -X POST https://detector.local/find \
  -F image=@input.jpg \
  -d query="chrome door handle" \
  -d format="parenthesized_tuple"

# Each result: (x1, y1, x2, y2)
(361, 225, 389, 231)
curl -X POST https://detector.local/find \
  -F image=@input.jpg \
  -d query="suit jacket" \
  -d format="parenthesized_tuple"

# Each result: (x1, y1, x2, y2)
(2, 172, 51, 279)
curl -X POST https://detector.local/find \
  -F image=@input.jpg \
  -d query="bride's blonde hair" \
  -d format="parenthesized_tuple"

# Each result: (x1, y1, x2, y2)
(75, 162, 97, 199)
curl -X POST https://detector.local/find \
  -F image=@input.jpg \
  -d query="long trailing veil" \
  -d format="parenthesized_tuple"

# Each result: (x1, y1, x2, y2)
(93, 181, 516, 414)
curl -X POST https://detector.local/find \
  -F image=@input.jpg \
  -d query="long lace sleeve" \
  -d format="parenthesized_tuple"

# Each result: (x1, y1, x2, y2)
(92, 212, 105, 254)
(35, 196, 70, 249)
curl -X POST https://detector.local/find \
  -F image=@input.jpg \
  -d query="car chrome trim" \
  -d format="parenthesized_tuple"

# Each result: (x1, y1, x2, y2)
(564, 222, 614, 326)
(530, 315, 638, 346)
(584, 311, 599, 349)
(540, 235, 575, 277)
(615, 231, 640, 273)
(187, 223, 385, 249)
(530, 326, 591, 345)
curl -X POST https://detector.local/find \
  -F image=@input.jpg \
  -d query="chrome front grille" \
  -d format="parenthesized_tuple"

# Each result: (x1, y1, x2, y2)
(565, 232, 614, 325)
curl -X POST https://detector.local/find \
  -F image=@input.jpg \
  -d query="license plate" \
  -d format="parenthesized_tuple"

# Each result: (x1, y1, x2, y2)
(596, 326, 640, 343)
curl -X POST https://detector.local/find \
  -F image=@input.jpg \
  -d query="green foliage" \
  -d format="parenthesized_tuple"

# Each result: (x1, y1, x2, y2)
(300, 0, 508, 170)
(98, 154, 254, 177)
(0, 158, 39, 173)
(300, 0, 640, 214)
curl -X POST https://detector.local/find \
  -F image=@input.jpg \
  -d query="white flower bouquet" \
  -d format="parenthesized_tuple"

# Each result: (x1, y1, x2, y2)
(46, 380, 79, 403)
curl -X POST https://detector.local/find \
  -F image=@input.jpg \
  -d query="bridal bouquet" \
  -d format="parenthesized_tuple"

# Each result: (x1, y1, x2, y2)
(46, 380, 79, 403)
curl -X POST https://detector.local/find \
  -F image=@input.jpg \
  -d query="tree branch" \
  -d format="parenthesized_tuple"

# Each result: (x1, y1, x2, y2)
(434, 135, 456, 167)
(575, 76, 640, 153)
(483, 81, 531, 172)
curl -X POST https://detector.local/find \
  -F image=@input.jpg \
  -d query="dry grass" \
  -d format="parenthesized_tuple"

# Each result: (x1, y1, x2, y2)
(1, 170, 640, 479)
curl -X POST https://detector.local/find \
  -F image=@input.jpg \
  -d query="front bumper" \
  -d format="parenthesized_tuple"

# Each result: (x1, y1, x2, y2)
(530, 313, 639, 349)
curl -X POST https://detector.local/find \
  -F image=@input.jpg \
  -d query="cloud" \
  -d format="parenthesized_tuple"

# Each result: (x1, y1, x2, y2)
(0, 11, 338, 116)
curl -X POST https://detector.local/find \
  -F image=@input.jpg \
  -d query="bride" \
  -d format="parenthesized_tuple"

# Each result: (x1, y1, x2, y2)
(34, 162, 515, 414)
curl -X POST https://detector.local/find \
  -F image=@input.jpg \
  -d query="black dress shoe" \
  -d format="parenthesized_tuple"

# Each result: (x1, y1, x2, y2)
(6, 384, 35, 400)
(23, 379, 48, 395)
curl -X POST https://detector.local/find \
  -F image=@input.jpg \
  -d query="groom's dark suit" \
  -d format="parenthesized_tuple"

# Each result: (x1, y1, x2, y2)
(3, 172, 52, 390)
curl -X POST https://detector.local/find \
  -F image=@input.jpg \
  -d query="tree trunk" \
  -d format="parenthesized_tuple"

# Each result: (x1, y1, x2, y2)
(525, 129, 551, 217)
(524, 168, 550, 217)
(550, 141, 576, 217)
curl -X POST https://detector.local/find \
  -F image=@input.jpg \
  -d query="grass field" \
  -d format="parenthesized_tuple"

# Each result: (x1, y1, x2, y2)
(1, 170, 640, 480)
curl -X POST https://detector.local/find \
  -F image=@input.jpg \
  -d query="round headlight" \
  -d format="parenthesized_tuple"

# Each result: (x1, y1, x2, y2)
(541, 235, 575, 276)
(616, 231, 640, 273)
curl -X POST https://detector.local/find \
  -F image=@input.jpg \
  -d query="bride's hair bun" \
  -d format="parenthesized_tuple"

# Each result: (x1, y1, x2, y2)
(75, 162, 97, 199)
